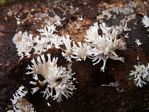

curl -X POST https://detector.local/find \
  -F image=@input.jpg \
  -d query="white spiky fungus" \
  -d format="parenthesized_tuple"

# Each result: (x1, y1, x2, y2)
(85, 22, 126, 72)
(10, 86, 35, 112)
(41, 65, 76, 102)
(13, 25, 63, 58)
(142, 15, 149, 28)
(49, 34, 63, 49)
(26, 54, 77, 102)
(37, 25, 63, 49)
(33, 25, 63, 54)
(13, 31, 34, 58)
(61, 35, 74, 62)
(33, 36, 51, 54)
(85, 22, 100, 44)
(129, 63, 149, 87)
(38, 25, 56, 38)
(71, 42, 93, 61)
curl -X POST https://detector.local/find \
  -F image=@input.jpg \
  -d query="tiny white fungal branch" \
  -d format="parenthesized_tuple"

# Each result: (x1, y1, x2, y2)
(26, 54, 77, 102)
(142, 15, 149, 28)
(61, 35, 74, 62)
(10, 86, 35, 112)
(142, 15, 149, 33)
(129, 63, 149, 87)
(85, 22, 126, 72)
(135, 39, 142, 46)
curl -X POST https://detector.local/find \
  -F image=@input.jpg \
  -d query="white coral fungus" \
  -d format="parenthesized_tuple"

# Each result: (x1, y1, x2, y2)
(37, 24, 63, 49)
(13, 25, 63, 58)
(12, 31, 34, 58)
(129, 64, 149, 87)
(85, 22, 126, 72)
(26, 54, 77, 102)
(72, 42, 92, 61)
(10, 86, 35, 112)
(61, 35, 93, 62)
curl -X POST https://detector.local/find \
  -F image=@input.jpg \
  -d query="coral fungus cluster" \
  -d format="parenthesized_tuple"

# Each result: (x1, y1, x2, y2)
(9, 1, 149, 111)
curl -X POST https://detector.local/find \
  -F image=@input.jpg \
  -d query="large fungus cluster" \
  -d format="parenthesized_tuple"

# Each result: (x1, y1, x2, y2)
(9, 1, 149, 111)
